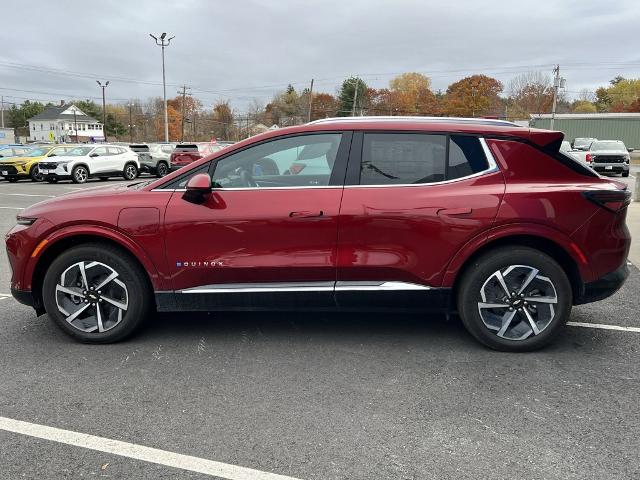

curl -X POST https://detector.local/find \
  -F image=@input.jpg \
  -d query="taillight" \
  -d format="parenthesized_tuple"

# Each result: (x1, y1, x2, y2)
(583, 190, 632, 212)
(288, 163, 306, 175)
(585, 153, 592, 163)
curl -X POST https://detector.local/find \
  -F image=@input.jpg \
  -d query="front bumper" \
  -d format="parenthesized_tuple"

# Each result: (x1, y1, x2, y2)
(575, 263, 630, 305)
(0, 164, 27, 179)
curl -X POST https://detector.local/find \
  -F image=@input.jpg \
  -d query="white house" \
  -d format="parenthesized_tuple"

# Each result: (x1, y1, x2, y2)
(28, 104, 104, 143)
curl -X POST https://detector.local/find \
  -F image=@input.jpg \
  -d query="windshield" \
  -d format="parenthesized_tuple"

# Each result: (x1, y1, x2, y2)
(591, 141, 626, 152)
(25, 148, 50, 157)
(65, 147, 94, 156)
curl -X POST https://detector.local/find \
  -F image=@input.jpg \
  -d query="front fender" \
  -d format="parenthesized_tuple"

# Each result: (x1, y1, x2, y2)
(441, 222, 594, 288)
(25, 224, 166, 291)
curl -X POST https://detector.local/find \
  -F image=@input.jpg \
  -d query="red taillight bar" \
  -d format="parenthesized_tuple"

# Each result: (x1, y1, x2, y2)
(583, 190, 632, 212)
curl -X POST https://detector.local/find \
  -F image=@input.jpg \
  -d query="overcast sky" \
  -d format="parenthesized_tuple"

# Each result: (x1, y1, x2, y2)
(1, 0, 639, 111)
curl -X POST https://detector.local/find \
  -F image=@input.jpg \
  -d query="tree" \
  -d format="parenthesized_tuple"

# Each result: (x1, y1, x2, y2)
(212, 101, 234, 139)
(445, 74, 503, 117)
(337, 77, 368, 116)
(309, 92, 338, 120)
(606, 78, 640, 112)
(507, 71, 554, 118)
(388, 72, 439, 115)
(72, 100, 102, 121)
(8, 100, 47, 128)
(572, 100, 597, 113)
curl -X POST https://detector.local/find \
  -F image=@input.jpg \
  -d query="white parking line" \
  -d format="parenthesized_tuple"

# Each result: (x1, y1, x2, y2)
(0, 416, 302, 480)
(0, 193, 55, 198)
(567, 321, 640, 333)
(0, 206, 24, 210)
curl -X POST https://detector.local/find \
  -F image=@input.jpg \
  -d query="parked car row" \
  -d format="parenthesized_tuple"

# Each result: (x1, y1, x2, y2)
(562, 137, 632, 177)
(0, 141, 234, 184)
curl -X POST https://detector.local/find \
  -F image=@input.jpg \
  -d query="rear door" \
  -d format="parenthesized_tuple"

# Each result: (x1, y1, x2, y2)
(335, 131, 504, 308)
(88, 146, 110, 173)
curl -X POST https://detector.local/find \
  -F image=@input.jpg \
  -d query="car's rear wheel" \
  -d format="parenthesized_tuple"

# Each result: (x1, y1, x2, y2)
(71, 165, 88, 184)
(457, 246, 572, 352)
(42, 244, 152, 343)
(123, 163, 138, 180)
(30, 165, 45, 182)
(156, 161, 169, 177)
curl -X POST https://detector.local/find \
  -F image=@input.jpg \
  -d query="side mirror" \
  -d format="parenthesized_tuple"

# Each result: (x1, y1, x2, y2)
(90, 152, 99, 157)
(183, 173, 212, 203)
(628, 148, 634, 153)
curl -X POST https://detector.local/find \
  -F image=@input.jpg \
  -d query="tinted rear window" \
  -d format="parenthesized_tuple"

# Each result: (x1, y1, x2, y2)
(129, 145, 149, 152)
(174, 144, 198, 152)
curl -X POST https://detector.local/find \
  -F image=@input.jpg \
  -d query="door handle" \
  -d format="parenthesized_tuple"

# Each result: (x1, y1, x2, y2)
(437, 207, 473, 216)
(289, 210, 324, 218)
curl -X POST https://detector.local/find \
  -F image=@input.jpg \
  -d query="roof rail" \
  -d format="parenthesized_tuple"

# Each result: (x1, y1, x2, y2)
(308, 116, 521, 127)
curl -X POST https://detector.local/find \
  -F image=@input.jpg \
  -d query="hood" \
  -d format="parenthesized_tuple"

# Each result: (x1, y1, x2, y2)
(20, 183, 135, 218)
(0, 155, 45, 165)
(39, 154, 85, 163)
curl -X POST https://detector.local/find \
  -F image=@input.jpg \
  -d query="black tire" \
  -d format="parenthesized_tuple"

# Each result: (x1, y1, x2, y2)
(99, 176, 110, 181)
(457, 246, 572, 352)
(42, 243, 152, 343)
(622, 171, 629, 177)
(156, 161, 169, 177)
(71, 165, 89, 184)
(30, 165, 45, 182)
(123, 163, 138, 180)
(46, 177, 58, 184)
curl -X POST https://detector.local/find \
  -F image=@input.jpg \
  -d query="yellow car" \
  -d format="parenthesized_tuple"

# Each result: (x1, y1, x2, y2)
(0, 145, 78, 182)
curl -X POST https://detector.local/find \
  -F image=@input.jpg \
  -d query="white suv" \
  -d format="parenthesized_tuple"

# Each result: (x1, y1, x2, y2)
(38, 145, 140, 184)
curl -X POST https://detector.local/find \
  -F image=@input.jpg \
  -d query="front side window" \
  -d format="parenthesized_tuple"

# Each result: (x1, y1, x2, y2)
(359, 133, 489, 186)
(211, 133, 343, 189)
(93, 147, 108, 156)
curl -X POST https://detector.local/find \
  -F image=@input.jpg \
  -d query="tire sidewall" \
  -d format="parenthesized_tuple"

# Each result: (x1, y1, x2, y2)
(42, 245, 150, 343)
(458, 247, 572, 352)
(156, 161, 168, 177)
(124, 163, 138, 180)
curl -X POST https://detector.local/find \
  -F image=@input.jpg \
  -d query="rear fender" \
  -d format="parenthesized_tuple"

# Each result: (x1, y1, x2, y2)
(441, 222, 594, 287)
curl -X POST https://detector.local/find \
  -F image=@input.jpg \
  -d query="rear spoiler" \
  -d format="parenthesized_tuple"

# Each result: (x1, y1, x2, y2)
(528, 128, 564, 153)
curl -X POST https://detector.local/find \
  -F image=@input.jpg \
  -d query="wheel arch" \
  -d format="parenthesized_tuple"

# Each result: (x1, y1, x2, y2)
(448, 233, 586, 306)
(30, 231, 159, 314)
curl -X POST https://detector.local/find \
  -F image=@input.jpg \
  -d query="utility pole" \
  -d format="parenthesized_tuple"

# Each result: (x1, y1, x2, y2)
(351, 81, 359, 117)
(307, 78, 314, 122)
(127, 102, 135, 143)
(150, 33, 174, 142)
(1, 95, 4, 128)
(178, 85, 191, 142)
(73, 107, 78, 143)
(96, 80, 109, 140)
(550, 64, 565, 130)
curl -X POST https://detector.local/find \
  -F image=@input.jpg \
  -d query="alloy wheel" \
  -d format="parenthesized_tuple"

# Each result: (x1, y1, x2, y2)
(157, 162, 168, 177)
(31, 165, 44, 182)
(124, 164, 137, 180)
(55, 261, 129, 333)
(477, 264, 558, 341)
(74, 167, 88, 183)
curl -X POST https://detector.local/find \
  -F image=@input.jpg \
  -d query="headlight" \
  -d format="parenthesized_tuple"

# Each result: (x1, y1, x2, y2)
(16, 216, 36, 226)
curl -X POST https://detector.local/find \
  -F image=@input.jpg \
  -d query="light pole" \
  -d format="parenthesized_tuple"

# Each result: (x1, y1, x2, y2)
(96, 80, 109, 140)
(127, 102, 135, 143)
(149, 32, 174, 142)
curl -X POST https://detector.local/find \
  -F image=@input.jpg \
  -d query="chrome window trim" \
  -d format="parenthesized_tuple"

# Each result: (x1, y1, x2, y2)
(179, 280, 432, 294)
(151, 137, 499, 192)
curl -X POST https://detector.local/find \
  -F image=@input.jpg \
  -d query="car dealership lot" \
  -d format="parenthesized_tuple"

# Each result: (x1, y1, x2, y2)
(1, 175, 639, 479)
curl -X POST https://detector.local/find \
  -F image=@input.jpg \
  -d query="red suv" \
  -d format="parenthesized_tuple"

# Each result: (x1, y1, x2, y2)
(6, 117, 631, 351)
(170, 142, 223, 171)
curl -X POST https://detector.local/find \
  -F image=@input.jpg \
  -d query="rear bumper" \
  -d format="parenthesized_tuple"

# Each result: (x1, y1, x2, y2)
(592, 163, 629, 174)
(575, 263, 629, 305)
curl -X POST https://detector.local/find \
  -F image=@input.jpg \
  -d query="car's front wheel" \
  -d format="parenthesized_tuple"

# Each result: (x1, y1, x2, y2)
(42, 244, 152, 343)
(123, 163, 138, 180)
(156, 161, 169, 177)
(71, 165, 89, 184)
(457, 246, 572, 352)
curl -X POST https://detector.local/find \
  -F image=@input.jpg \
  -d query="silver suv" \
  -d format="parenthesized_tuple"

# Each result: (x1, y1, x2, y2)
(129, 143, 176, 177)
(588, 140, 631, 177)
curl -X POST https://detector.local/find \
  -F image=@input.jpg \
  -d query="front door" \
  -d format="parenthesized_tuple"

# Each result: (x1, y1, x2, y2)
(335, 131, 504, 309)
(163, 132, 352, 310)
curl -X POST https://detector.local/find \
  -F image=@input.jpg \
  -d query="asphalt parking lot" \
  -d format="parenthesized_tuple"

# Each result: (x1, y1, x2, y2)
(1, 171, 639, 479)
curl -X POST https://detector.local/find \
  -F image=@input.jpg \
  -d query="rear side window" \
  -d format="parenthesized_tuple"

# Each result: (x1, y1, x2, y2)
(361, 133, 446, 185)
(359, 133, 489, 185)
(448, 135, 489, 180)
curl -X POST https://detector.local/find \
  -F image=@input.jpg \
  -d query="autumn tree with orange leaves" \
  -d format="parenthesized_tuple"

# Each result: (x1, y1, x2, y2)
(445, 75, 503, 117)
